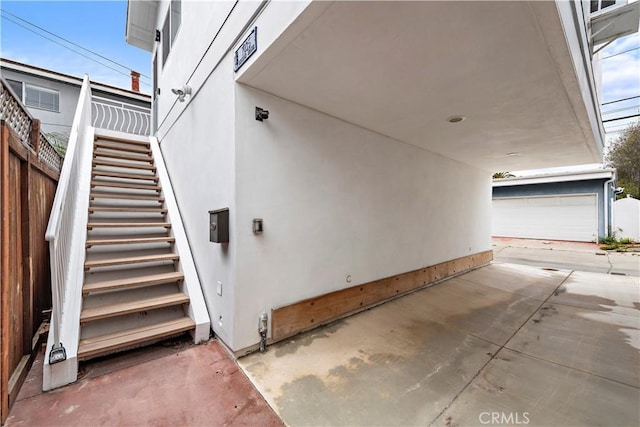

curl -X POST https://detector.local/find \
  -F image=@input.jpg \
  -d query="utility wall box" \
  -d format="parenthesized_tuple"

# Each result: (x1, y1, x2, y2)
(209, 208, 229, 243)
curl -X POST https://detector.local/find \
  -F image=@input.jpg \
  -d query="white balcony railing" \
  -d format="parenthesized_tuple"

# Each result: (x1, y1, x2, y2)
(91, 96, 151, 136)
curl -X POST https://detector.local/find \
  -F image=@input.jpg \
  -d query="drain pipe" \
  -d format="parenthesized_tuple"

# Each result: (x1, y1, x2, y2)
(258, 312, 268, 353)
(604, 174, 615, 237)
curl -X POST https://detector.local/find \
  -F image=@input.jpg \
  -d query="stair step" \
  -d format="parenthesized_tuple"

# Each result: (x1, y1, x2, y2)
(87, 236, 175, 248)
(81, 293, 190, 323)
(95, 142, 151, 155)
(90, 193, 164, 202)
(93, 159, 156, 171)
(78, 317, 194, 360)
(93, 151, 154, 164)
(84, 253, 179, 269)
(83, 272, 184, 295)
(92, 170, 158, 182)
(95, 135, 150, 148)
(87, 222, 171, 229)
(88, 206, 167, 214)
(91, 180, 161, 191)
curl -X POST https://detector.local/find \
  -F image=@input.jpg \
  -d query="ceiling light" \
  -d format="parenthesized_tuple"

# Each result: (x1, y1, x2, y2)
(447, 115, 466, 123)
(506, 152, 519, 157)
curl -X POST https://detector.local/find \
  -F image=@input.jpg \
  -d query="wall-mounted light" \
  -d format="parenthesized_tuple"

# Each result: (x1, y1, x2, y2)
(255, 106, 269, 121)
(155, 30, 161, 42)
(171, 85, 192, 102)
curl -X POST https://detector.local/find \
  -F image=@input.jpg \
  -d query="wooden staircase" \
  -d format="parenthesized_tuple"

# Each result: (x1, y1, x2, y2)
(78, 135, 195, 361)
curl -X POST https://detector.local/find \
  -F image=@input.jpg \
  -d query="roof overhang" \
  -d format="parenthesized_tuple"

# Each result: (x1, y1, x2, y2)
(591, 1, 640, 49)
(493, 169, 616, 187)
(0, 58, 151, 102)
(238, 1, 605, 172)
(126, 0, 158, 52)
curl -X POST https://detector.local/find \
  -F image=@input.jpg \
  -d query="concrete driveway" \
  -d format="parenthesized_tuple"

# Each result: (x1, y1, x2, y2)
(492, 237, 640, 276)
(239, 263, 640, 426)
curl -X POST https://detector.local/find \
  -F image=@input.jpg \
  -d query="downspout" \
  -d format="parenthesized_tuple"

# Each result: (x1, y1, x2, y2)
(604, 173, 615, 237)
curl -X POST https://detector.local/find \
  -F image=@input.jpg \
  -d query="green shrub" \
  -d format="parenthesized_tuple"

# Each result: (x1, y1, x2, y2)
(598, 236, 617, 245)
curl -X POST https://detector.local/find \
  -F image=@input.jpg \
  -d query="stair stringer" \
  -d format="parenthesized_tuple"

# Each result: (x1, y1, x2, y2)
(43, 126, 96, 391)
(148, 134, 211, 342)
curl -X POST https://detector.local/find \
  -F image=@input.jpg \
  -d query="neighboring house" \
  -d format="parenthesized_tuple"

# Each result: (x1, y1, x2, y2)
(121, 0, 640, 356)
(0, 58, 152, 139)
(492, 169, 617, 242)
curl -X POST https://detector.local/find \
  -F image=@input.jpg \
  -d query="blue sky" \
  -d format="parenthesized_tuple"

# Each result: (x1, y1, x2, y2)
(1, 0, 151, 93)
(599, 32, 640, 141)
(0, 1, 638, 145)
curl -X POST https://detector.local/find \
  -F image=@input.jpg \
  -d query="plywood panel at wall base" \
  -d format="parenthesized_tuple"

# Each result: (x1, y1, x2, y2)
(271, 250, 493, 340)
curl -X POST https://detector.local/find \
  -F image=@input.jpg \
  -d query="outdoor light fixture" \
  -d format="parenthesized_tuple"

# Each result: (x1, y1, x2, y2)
(171, 85, 192, 102)
(446, 115, 466, 123)
(255, 106, 269, 121)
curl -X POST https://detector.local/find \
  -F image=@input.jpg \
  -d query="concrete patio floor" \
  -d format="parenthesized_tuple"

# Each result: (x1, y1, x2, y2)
(6, 340, 283, 426)
(239, 263, 640, 426)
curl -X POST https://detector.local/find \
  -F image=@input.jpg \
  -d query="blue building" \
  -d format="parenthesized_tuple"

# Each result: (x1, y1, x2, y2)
(492, 169, 617, 242)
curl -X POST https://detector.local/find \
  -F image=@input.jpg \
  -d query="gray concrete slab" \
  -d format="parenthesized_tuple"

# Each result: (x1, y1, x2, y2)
(608, 251, 640, 277)
(239, 263, 639, 427)
(551, 270, 639, 316)
(494, 246, 613, 274)
(506, 302, 639, 387)
(461, 263, 570, 300)
(394, 276, 548, 346)
(434, 348, 640, 427)
(493, 237, 640, 276)
(240, 296, 499, 426)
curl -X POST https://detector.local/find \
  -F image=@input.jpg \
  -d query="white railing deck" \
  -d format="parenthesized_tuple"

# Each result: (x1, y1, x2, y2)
(91, 96, 151, 136)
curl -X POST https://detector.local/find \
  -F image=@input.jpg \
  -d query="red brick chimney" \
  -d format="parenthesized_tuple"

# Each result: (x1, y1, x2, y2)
(130, 70, 140, 92)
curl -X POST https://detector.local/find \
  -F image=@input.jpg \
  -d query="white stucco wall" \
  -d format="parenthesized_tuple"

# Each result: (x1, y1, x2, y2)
(151, 0, 312, 349)
(232, 85, 492, 351)
(152, 0, 492, 353)
(158, 54, 237, 348)
(613, 197, 640, 241)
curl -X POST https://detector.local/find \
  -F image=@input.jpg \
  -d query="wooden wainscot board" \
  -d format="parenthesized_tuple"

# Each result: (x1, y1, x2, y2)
(271, 250, 493, 341)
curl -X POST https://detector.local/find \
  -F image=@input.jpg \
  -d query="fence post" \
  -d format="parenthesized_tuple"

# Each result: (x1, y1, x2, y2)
(30, 119, 41, 153)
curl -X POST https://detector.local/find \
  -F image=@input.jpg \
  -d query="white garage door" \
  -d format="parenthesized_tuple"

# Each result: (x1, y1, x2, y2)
(492, 194, 598, 242)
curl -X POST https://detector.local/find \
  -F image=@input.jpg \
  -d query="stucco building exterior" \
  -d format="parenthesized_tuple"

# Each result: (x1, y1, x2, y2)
(122, 0, 632, 355)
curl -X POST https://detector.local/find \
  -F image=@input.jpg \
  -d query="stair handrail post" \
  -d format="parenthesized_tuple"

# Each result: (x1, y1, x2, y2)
(45, 75, 92, 364)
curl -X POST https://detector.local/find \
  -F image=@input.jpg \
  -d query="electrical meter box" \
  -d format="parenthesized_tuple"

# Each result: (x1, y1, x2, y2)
(208, 208, 229, 243)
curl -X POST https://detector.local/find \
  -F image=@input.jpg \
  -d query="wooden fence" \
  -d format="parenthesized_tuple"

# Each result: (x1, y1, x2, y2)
(1, 79, 62, 423)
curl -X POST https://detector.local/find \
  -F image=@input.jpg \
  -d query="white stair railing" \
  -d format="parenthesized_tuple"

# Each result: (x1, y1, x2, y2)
(43, 75, 94, 389)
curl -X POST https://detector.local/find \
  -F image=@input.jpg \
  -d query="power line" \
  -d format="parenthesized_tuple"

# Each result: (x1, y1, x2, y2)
(602, 113, 640, 123)
(602, 105, 640, 115)
(1, 9, 151, 80)
(1, 15, 151, 89)
(601, 46, 640, 60)
(601, 95, 640, 106)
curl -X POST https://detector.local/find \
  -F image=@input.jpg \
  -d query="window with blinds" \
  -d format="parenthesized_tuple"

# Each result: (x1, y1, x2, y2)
(24, 84, 59, 112)
(6, 79, 23, 99)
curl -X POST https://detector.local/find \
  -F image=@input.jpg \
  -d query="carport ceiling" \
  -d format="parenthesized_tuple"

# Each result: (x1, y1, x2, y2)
(239, 1, 602, 172)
